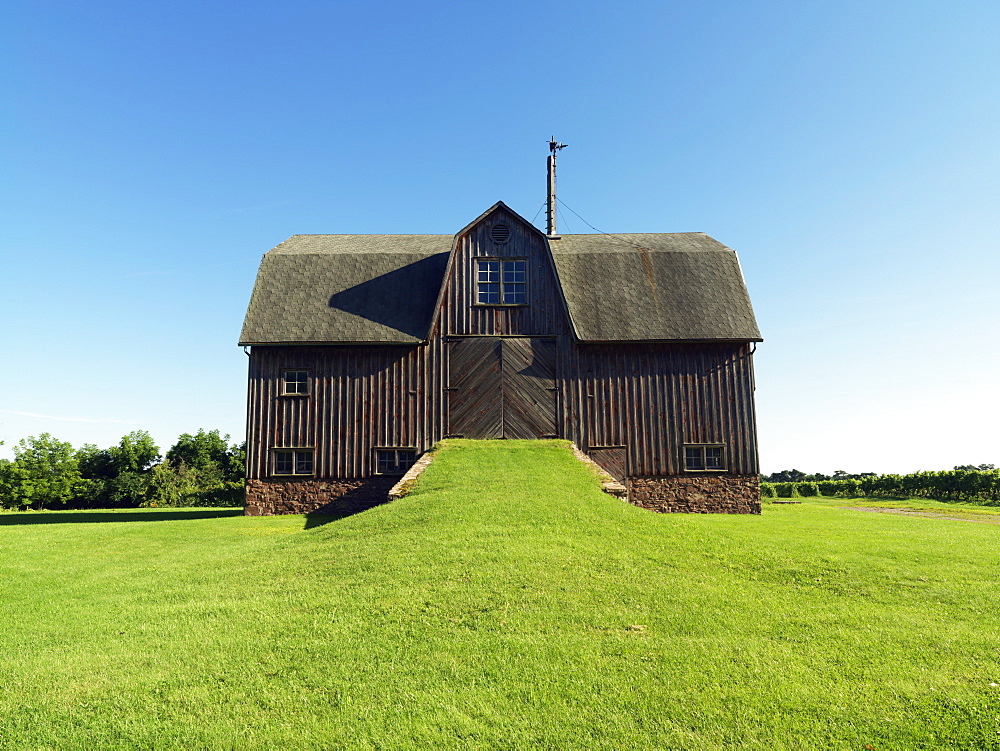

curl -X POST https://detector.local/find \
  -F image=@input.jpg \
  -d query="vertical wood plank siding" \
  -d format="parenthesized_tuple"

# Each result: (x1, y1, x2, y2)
(438, 209, 571, 338)
(246, 343, 443, 479)
(245, 207, 759, 483)
(566, 343, 758, 476)
(247, 340, 758, 479)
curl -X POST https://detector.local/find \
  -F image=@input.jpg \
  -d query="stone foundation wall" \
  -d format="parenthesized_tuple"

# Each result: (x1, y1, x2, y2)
(245, 477, 397, 516)
(628, 475, 761, 514)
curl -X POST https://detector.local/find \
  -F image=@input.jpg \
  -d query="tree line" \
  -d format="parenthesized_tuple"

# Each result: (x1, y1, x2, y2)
(762, 465, 999, 504)
(763, 465, 994, 483)
(0, 430, 245, 510)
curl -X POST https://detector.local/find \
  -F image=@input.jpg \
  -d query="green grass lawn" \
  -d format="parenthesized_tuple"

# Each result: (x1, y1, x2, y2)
(1, 440, 999, 749)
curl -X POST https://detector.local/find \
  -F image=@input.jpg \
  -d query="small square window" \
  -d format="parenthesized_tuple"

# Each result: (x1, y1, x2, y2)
(273, 449, 313, 475)
(684, 444, 726, 472)
(283, 370, 309, 395)
(476, 259, 527, 305)
(374, 448, 417, 475)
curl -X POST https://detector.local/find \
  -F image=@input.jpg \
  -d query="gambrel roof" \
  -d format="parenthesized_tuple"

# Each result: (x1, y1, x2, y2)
(240, 235, 450, 344)
(239, 207, 761, 345)
(549, 233, 759, 342)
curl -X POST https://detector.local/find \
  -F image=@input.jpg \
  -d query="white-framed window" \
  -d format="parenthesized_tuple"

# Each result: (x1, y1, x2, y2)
(374, 448, 417, 475)
(684, 444, 726, 471)
(283, 370, 309, 395)
(476, 259, 526, 305)
(272, 449, 314, 476)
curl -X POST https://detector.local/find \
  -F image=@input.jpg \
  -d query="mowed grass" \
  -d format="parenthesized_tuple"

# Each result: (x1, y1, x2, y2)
(1, 440, 999, 749)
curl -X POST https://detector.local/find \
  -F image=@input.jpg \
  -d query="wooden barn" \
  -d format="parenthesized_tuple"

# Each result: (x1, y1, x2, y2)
(239, 192, 762, 515)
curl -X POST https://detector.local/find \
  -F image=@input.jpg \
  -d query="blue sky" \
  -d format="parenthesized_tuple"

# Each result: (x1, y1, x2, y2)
(3, 0, 998, 474)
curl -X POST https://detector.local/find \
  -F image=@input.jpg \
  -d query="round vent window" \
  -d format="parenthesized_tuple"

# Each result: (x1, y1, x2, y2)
(490, 223, 511, 245)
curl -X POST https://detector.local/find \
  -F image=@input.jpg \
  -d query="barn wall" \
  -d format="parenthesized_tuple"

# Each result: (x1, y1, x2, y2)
(246, 342, 445, 482)
(566, 342, 759, 477)
(248, 341, 758, 479)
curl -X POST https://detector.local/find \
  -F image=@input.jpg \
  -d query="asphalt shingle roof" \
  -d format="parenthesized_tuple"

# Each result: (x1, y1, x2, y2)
(239, 235, 451, 344)
(239, 230, 761, 345)
(549, 234, 761, 341)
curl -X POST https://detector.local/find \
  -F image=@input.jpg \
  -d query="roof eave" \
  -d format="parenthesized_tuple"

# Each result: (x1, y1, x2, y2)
(574, 337, 763, 344)
(239, 340, 428, 347)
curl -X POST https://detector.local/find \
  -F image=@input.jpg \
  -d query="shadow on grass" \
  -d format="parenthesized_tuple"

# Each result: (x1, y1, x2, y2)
(293, 478, 398, 530)
(302, 500, 391, 530)
(0, 509, 245, 525)
(303, 511, 351, 529)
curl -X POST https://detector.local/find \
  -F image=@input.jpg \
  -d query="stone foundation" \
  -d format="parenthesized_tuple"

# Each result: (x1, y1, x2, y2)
(628, 475, 761, 514)
(245, 477, 397, 516)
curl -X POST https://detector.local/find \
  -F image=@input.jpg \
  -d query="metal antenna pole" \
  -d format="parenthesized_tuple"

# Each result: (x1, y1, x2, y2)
(546, 137, 568, 237)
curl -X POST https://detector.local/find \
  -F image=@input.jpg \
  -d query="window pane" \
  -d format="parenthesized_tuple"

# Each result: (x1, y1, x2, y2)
(478, 283, 500, 304)
(295, 452, 313, 474)
(397, 451, 416, 472)
(705, 447, 723, 468)
(503, 284, 526, 304)
(685, 448, 703, 470)
(502, 270, 525, 283)
(377, 450, 393, 474)
(284, 371, 307, 394)
(477, 261, 499, 282)
(502, 261, 525, 284)
(275, 451, 293, 474)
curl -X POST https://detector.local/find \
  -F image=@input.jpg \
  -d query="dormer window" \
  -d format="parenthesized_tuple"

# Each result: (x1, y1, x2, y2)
(477, 259, 526, 305)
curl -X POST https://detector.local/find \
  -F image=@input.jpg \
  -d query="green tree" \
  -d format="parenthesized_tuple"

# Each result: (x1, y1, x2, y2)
(166, 429, 243, 481)
(0, 458, 16, 509)
(145, 461, 203, 507)
(3, 433, 83, 510)
(764, 469, 807, 483)
(110, 431, 161, 474)
(76, 443, 117, 507)
(106, 431, 161, 507)
(144, 430, 244, 508)
(74, 432, 162, 507)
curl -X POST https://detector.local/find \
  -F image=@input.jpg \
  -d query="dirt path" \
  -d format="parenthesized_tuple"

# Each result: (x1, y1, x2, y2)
(842, 506, 1000, 526)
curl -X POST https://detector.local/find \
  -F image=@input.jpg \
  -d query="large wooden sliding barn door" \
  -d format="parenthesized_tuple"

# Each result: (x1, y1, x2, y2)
(448, 337, 557, 439)
(447, 338, 503, 438)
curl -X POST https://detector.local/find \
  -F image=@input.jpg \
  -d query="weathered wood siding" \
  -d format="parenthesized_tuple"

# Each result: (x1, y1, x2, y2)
(246, 343, 444, 480)
(435, 207, 572, 338)
(563, 342, 758, 476)
(247, 341, 757, 481)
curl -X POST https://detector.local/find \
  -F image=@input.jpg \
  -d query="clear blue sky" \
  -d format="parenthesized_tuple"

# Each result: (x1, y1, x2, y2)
(3, 0, 998, 474)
